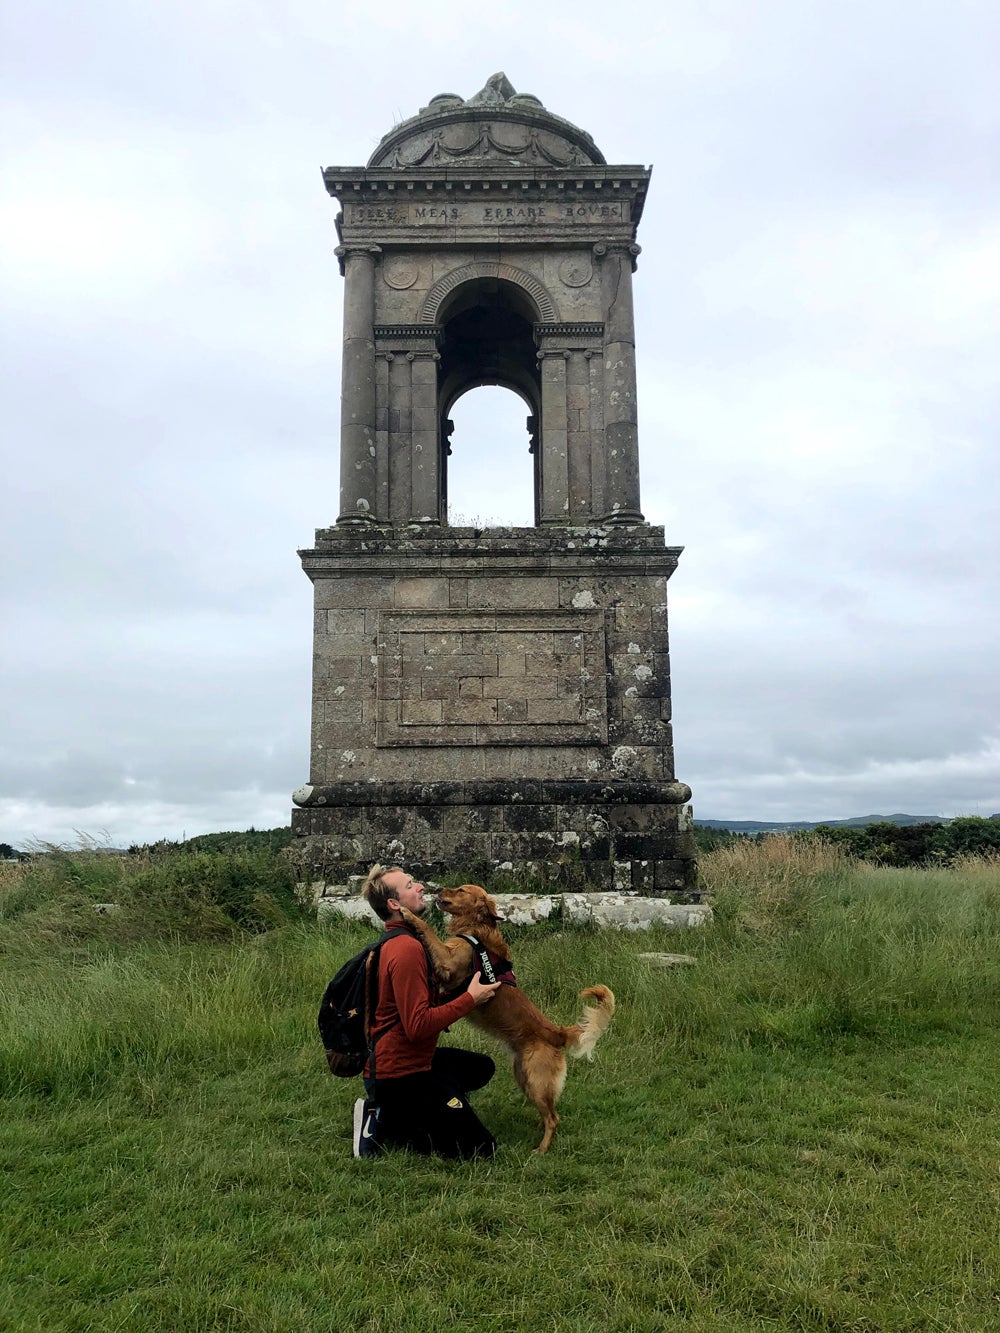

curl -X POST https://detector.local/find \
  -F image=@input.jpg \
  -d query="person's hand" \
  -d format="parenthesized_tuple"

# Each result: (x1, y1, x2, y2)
(467, 971, 502, 1006)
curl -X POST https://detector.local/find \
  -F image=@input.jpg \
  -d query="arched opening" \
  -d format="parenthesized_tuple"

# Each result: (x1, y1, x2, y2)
(436, 277, 541, 526)
(445, 386, 536, 526)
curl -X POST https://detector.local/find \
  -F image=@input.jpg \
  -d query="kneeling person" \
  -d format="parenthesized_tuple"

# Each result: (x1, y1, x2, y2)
(355, 864, 500, 1159)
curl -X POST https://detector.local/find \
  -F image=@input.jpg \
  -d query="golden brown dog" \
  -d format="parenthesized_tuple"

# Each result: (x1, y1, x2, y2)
(400, 884, 615, 1153)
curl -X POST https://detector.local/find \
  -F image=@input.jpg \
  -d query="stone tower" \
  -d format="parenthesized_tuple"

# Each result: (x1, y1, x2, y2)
(292, 74, 696, 897)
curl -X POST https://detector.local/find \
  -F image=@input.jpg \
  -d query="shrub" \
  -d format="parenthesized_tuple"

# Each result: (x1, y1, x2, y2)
(800, 817, 1000, 867)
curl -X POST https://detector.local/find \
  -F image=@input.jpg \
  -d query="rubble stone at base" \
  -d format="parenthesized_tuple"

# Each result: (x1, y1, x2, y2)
(315, 888, 711, 931)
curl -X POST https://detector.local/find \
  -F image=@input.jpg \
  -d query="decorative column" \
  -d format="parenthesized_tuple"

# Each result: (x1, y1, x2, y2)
(596, 241, 644, 522)
(537, 349, 569, 523)
(409, 348, 442, 523)
(336, 244, 380, 524)
(565, 349, 593, 520)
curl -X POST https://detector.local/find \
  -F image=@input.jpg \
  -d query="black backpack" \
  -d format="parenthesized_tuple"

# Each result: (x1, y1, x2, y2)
(317, 931, 435, 1078)
(317, 937, 389, 1077)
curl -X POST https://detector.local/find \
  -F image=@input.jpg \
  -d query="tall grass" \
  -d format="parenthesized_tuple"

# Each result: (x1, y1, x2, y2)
(695, 837, 1000, 1047)
(2, 845, 999, 1331)
(0, 841, 305, 941)
(699, 833, 849, 932)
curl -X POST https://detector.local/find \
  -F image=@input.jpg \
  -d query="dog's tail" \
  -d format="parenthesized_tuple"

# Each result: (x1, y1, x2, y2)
(564, 985, 615, 1060)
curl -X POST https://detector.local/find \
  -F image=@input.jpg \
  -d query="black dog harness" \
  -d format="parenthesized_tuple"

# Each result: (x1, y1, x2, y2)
(456, 934, 517, 988)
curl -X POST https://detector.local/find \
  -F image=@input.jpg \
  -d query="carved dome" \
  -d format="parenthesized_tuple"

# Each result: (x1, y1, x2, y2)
(367, 72, 606, 170)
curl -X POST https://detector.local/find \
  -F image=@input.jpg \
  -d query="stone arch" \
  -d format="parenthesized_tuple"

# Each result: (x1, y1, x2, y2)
(419, 262, 557, 325)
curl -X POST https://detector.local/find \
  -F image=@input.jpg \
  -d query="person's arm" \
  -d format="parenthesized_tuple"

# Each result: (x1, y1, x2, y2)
(387, 937, 494, 1041)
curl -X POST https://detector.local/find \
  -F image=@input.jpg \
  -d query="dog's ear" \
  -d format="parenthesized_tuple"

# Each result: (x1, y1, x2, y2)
(485, 894, 506, 923)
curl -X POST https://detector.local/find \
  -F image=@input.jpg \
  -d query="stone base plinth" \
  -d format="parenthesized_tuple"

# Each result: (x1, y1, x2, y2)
(291, 778, 699, 900)
(316, 889, 712, 931)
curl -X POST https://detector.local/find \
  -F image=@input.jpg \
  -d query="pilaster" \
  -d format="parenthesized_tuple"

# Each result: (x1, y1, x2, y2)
(595, 241, 644, 522)
(336, 244, 381, 524)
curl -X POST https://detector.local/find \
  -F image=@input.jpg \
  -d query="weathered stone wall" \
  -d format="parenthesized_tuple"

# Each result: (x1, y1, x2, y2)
(293, 523, 697, 896)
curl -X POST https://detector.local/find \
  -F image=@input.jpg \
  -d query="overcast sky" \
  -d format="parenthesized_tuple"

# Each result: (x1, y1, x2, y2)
(3, 0, 998, 847)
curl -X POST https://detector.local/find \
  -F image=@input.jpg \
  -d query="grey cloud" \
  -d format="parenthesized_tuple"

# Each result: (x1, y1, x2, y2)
(3, 2, 998, 845)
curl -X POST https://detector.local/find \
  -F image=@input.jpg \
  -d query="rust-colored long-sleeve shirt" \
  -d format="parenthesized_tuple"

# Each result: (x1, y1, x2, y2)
(366, 923, 476, 1079)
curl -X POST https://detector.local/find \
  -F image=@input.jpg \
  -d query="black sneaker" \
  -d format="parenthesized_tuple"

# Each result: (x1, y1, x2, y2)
(352, 1098, 382, 1158)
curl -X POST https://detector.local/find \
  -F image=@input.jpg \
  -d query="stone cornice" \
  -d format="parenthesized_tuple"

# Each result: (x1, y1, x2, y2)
(535, 322, 605, 339)
(293, 778, 692, 808)
(307, 522, 672, 547)
(323, 165, 652, 225)
(299, 529, 683, 582)
(373, 324, 442, 341)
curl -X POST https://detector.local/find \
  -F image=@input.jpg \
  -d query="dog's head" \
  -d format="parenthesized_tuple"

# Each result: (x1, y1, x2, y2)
(435, 883, 506, 926)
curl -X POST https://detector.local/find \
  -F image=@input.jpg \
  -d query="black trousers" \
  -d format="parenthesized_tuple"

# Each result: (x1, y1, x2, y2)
(365, 1047, 497, 1160)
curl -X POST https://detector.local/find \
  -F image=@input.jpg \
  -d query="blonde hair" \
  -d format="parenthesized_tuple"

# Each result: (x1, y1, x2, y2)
(361, 863, 404, 921)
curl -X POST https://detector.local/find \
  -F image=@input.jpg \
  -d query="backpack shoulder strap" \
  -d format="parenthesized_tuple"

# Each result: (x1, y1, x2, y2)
(363, 932, 397, 1080)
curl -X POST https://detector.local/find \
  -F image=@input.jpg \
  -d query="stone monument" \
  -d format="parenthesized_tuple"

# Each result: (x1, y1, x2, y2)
(291, 74, 697, 899)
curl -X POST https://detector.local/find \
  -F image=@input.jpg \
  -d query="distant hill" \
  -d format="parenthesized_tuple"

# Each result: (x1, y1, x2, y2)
(695, 814, 949, 834)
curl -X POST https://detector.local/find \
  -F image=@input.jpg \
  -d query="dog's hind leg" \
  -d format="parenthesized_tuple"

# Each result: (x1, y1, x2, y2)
(513, 1045, 566, 1154)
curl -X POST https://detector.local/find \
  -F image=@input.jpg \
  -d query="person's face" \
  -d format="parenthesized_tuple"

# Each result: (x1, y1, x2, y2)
(382, 870, 427, 918)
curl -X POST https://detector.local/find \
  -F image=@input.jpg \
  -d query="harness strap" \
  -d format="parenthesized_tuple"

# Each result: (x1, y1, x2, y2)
(456, 933, 516, 987)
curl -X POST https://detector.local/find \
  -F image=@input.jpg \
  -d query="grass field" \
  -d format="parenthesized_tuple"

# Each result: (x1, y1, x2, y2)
(1, 841, 999, 1331)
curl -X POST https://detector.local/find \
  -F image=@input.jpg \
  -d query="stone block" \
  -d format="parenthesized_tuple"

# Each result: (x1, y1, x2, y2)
(322, 699, 365, 724)
(440, 833, 492, 866)
(441, 804, 501, 833)
(362, 805, 407, 837)
(394, 579, 450, 609)
(638, 952, 697, 967)
(498, 653, 526, 677)
(482, 749, 513, 779)
(452, 698, 499, 724)
(401, 700, 442, 725)
(615, 604, 652, 633)
(630, 859, 654, 892)
(613, 861, 632, 892)
(424, 631, 464, 655)
(408, 805, 447, 833)
(502, 803, 558, 833)
(290, 809, 312, 835)
(419, 677, 458, 700)
(488, 676, 558, 700)
(323, 658, 364, 686)
(324, 610, 368, 636)
(527, 697, 583, 724)
(315, 578, 394, 611)
(492, 894, 557, 924)
(497, 698, 527, 724)
(654, 858, 690, 892)
(314, 718, 368, 749)
(468, 578, 560, 611)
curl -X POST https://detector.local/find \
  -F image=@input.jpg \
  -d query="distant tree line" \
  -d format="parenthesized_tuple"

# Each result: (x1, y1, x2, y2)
(694, 817, 1000, 866)
(127, 827, 294, 856)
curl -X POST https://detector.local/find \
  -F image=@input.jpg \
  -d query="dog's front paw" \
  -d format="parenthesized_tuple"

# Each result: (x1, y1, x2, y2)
(398, 905, 422, 928)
